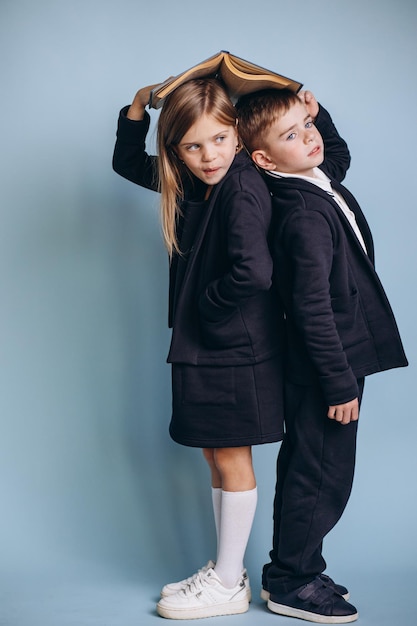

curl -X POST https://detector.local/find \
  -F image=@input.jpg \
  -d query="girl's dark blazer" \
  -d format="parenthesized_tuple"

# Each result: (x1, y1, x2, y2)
(266, 109, 408, 406)
(112, 108, 283, 367)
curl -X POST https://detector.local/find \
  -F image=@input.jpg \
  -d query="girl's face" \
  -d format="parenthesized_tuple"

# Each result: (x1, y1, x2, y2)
(176, 113, 238, 186)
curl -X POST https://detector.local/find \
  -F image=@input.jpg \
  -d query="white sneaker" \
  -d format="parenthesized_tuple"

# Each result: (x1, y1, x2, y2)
(156, 568, 249, 619)
(161, 560, 252, 602)
(160, 560, 215, 597)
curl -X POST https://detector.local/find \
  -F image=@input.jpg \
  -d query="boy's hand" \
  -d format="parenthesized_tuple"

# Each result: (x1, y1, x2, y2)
(127, 79, 171, 120)
(328, 398, 359, 425)
(298, 90, 319, 120)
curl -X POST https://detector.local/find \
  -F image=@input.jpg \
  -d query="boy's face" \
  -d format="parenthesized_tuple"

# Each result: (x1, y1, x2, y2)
(252, 100, 324, 177)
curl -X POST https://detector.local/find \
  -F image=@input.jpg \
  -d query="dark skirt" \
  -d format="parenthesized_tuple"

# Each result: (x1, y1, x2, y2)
(169, 355, 284, 448)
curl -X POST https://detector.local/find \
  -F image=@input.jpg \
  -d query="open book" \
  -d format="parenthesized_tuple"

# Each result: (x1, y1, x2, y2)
(149, 50, 303, 109)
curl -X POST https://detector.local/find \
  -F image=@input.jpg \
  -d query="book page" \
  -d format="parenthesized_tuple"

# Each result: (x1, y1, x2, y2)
(150, 52, 226, 107)
(220, 56, 300, 98)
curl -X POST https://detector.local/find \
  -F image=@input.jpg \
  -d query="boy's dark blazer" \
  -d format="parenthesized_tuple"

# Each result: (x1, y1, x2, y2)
(113, 108, 283, 368)
(267, 108, 408, 406)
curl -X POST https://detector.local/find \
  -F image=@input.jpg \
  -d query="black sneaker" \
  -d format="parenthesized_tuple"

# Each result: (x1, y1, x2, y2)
(267, 576, 358, 623)
(261, 573, 349, 602)
(319, 574, 349, 600)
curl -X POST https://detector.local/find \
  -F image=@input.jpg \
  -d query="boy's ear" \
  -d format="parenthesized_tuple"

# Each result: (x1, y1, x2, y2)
(251, 149, 276, 171)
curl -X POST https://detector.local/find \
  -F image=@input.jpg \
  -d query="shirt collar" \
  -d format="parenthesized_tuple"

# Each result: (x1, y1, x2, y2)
(266, 167, 332, 194)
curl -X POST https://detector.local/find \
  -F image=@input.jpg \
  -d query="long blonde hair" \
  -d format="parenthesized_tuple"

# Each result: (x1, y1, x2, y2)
(157, 78, 238, 258)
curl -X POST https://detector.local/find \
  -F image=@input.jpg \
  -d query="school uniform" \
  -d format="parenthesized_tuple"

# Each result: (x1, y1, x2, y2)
(262, 106, 408, 594)
(113, 107, 285, 448)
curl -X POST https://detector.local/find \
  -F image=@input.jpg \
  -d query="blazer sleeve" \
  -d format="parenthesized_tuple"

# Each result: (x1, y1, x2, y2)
(315, 105, 351, 183)
(282, 201, 359, 405)
(199, 184, 273, 322)
(112, 107, 159, 192)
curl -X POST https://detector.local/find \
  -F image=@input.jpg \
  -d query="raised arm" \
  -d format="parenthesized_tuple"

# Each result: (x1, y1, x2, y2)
(112, 84, 161, 191)
(298, 90, 351, 182)
(314, 104, 351, 183)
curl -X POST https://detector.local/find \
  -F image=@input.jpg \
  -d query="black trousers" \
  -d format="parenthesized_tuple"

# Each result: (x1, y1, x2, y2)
(263, 377, 365, 594)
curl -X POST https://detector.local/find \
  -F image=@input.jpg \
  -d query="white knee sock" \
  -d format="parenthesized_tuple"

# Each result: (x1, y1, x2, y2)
(211, 487, 222, 559)
(214, 487, 258, 588)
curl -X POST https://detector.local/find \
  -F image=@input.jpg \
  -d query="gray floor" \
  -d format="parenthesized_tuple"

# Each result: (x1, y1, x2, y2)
(1, 567, 415, 626)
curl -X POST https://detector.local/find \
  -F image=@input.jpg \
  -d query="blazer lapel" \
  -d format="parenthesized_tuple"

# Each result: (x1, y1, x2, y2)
(332, 180, 375, 264)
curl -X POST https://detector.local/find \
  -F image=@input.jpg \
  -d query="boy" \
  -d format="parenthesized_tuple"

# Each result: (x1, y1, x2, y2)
(236, 90, 408, 623)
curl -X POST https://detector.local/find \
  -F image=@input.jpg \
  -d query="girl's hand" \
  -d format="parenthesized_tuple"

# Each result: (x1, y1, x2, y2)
(327, 398, 359, 425)
(127, 79, 172, 121)
(298, 90, 319, 120)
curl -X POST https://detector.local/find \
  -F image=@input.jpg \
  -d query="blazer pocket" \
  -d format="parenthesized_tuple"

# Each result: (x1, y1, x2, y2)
(331, 290, 369, 348)
(200, 308, 250, 350)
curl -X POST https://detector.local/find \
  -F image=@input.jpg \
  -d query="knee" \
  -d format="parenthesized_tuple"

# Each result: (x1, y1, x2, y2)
(212, 448, 232, 474)
(213, 447, 256, 491)
(213, 447, 251, 474)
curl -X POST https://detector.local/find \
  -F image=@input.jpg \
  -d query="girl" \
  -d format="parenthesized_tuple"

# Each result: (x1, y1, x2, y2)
(112, 78, 284, 620)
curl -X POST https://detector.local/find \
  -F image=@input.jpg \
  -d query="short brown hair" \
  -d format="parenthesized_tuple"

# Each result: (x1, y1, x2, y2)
(236, 88, 300, 154)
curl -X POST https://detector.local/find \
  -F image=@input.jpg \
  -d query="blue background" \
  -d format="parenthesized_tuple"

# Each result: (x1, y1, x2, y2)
(0, 1, 416, 624)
